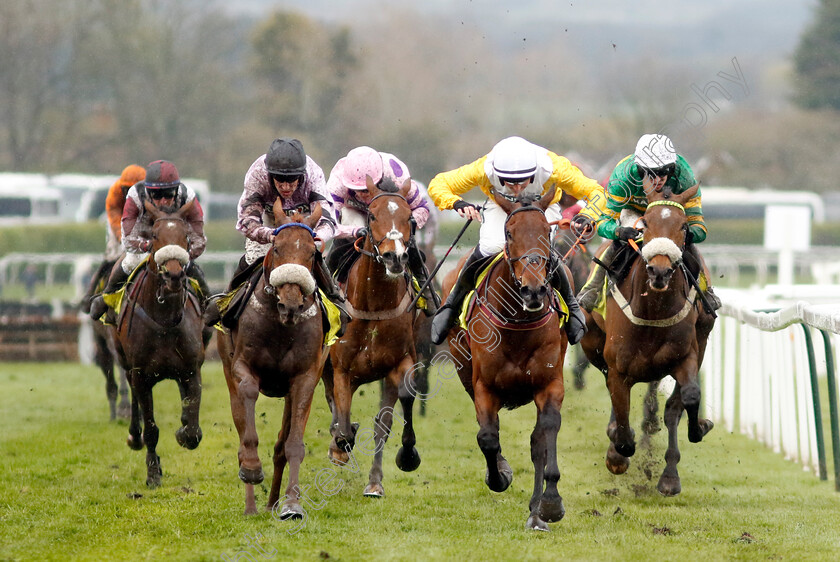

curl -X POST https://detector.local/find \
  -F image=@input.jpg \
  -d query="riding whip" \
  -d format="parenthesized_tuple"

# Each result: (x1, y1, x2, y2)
(408, 198, 485, 311)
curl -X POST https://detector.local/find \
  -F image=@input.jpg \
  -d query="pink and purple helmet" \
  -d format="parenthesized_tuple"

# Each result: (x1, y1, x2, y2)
(336, 146, 384, 190)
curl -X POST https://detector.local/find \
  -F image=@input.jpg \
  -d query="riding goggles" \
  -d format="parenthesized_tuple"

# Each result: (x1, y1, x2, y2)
(271, 173, 304, 185)
(147, 187, 178, 200)
(499, 175, 534, 186)
(638, 163, 675, 178)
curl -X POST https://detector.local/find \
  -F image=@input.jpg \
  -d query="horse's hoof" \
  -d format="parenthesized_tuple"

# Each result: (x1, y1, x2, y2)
(657, 473, 681, 497)
(175, 426, 202, 450)
(525, 514, 550, 532)
(606, 443, 630, 475)
(146, 459, 162, 488)
(485, 457, 513, 493)
(239, 466, 264, 485)
(117, 402, 131, 421)
(278, 502, 305, 520)
(328, 446, 350, 465)
(363, 483, 385, 498)
(538, 495, 566, 523)
(395, 446, 421, 472)
(615, 441, 636, 458)
(127, 434, 144, 450)
(689, 418, 715, 443)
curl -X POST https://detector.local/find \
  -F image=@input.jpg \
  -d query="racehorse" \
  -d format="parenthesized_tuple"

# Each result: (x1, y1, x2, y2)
(217, 203, 330, 517)
(578, 183, 716, 496)
(444, 187, 569, 531)
(323, 175, 421, 498)
(111, 199, 207, 488)
(90, 316, 130, 420)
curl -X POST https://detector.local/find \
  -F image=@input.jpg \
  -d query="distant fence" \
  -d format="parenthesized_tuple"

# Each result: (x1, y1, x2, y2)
(702, 288, 840, 491)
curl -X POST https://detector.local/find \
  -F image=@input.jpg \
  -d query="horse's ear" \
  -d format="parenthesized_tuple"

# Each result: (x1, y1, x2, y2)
(144, 199, 161, 221)
(304, 201, 322, 230)
(175, 198, 195, 219)
(366, 175, 382, 198)
(536, 185, 557, 212)
(398, 178, 411, 199)
(675, 182, 700, 205)
(274, 197, 290, 226)
(493, 190, 515, 215)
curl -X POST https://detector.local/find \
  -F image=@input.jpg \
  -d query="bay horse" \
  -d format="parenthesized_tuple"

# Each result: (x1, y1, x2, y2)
(111, 199, 206, 487)
(218, 203, 328, 517)
(443, 187, 568, 531)
(323, 175, 421, 498)
(578, 184, 716, 496)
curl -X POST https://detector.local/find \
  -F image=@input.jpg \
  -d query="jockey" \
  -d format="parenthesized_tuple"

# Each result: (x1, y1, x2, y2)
(576, 133, 721, 311)
(80, 164, 146, 313)
(89, 160, 209, 321)
(325, 146, 438, 314)
(202, 137, 345, 327)
(427, 135, 607, 346)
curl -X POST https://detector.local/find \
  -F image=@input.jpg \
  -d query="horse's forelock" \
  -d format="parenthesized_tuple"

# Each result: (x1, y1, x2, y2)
(376, 176, 399, 193)
(641, 237, 682, 264)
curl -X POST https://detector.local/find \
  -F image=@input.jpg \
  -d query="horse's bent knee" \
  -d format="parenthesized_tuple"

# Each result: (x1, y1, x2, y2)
(680, 383, 701, 408)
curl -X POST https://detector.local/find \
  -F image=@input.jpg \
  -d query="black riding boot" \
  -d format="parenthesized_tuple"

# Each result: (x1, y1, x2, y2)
(550, 255, 587, 345)
(577, 243, 617, 312)
(81, 259, 115, 313)
(89, 261, 130, 321)
(407, 242, 439, 316)
(313, 251, 350, 336)
(430, 247, 491, 345)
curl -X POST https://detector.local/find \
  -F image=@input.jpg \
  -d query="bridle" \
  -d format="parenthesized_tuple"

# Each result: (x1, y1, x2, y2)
(150, 216, 190, 307)
(354, 192, 413, 263)
(502, 206, 551, 291)
(263, 222, 317, 300)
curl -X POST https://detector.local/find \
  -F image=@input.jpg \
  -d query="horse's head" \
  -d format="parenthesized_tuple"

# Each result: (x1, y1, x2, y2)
(264, 199, 322, 325)
(494, 186, 555, 312)
(638, 183, 699, 291)
(364, 175, 413, 278)
(144, 199, 193, 294)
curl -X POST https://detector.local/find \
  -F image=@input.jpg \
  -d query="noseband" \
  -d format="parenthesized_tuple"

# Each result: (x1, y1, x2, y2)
(356, 193, 412, 263)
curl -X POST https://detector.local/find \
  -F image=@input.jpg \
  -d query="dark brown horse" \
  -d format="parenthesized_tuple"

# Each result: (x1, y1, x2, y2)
(218, 203, 328, 517)
(323, 175, 421, 498)
(111, 199, 206, 487)
(579, 184, 716, 496)
(443, 187, 569, 531)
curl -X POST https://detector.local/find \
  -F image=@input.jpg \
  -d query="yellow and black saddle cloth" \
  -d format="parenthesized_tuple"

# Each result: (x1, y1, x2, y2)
(97, 257, 203, 327)
(210, 264, 342, 347)
(457, 253, 569, 333)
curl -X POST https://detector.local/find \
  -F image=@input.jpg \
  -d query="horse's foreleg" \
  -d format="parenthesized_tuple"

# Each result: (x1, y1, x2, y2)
(117, 367, 131, 420)
(527, 381, 565, 532)
(395, 357, 421, 473)
(274, 370, 319, 518)
(606, 371, 635, 458)
(474, 381, 511, 493)
(363, 376, 400, 498)
(134, 377, 161, 488)
(175, 371, 203, 450)
(328, 365, 358, 464)
(658, 383, 684, 496)
(572, 346, 588, 390)
(94, 332, 118, 420)
(126, 382, 144, 450)
(231, 365, 263, 516)
(673, 359, 714, 444)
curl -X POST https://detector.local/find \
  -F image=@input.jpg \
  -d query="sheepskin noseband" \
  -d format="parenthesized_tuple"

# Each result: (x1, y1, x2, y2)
(154, 244, 190, 266)
(641, 237, 683, 264)
(269, 264, 316, 296)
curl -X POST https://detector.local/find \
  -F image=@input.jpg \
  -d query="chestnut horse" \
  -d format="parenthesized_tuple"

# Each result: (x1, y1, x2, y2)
(218, 204, 329, 517)
(323, 175, 421, 498)
(579, 184, 716, 496)
(112, 200, 206, 487)
(444, 187, 569, 531)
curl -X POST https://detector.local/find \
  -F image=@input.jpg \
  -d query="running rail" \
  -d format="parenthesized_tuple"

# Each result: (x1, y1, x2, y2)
(704, 297, 840, 491)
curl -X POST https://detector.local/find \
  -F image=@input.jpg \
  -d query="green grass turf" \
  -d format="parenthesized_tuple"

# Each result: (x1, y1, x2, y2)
(1, 360, 838, 561)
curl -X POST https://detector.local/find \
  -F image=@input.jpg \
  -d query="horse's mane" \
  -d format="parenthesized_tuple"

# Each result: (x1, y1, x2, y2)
(516, 193, 542, 207)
